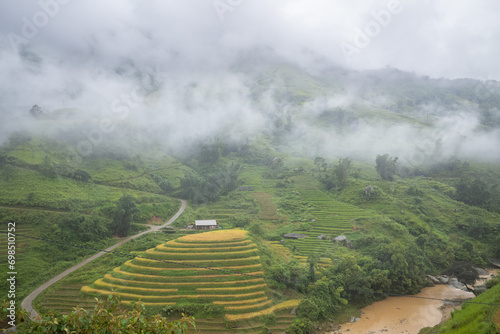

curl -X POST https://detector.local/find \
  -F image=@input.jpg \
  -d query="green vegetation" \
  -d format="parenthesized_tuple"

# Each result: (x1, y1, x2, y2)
(14, 294, 194, 333)
(112, 195, 139, 237)
(3, 66, 500, 333)
(376, 154, 398, 181)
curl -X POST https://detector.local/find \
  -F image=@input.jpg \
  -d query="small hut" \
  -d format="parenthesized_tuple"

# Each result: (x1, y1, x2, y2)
(195, 220, 218, 230)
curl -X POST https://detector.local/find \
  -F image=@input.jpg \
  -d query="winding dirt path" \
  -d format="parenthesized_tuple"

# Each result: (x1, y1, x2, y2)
(20, 199, 187, 320)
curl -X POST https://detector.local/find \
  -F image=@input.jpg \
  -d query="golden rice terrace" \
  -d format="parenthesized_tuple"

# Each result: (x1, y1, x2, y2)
(82, 229, 299, 326)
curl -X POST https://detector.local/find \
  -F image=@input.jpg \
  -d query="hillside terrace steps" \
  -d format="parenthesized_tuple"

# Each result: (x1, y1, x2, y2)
(81, 229, 298, 325)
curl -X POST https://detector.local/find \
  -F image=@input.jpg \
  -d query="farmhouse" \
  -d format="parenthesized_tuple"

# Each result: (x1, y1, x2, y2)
(195, 220, 218, 230)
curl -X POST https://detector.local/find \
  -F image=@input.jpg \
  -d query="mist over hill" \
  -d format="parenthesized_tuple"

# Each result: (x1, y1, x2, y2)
(2, 1, 500, 167)
(1, 51, 499, 169)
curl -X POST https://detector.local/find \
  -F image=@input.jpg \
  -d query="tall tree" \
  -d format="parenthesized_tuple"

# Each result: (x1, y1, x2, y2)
(375, 154, 398, 181)
(112, 195, 139, 237)
(334, 158, 352, 189)
(314, 157, 326, 172)
(40, 156, 57, 178)
(29, 104, 43, 118)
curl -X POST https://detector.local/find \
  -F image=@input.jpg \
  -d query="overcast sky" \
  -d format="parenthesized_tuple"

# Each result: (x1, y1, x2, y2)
(1, 0, 499, 81)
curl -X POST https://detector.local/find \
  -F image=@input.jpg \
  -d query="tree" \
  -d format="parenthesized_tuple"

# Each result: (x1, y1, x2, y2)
(307, 254, 319, 284)
(248, 222, 265, 237)
(303, 277, 347, 320)
(197, 137, 225, 165)
(215, 162, 241, 195)
(314, 156, 326, 172)
(64, 212, 110, 242)
(327, 256, 371, 304)
(112, 195, 139, 237)
(466, 217, 493, 240)
(445, 262, 479, 286)
(334, 158, 352, 189)
(29, 104, 44, 118)
(296, 299, 320, 322)
(72, 169, 92, 182)
(178, 163, 241, 204)
(456, 177, 492, 207)
(39, 156, 57, 178)
(375, 154, 398, 181)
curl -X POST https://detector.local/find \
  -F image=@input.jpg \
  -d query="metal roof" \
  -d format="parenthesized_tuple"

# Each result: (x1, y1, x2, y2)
(195, 220, 217, 226)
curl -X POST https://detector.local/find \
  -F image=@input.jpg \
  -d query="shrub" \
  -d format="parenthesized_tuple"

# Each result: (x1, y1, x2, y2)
(162, 303, 224, 317)
(18, 294, 194, 333)
(287, 318, 314, 334)
(249, 222, 265, 237)
(262, 313, 277, 326)
(296, 299, 320, 321)
(486, 277, 500, 289)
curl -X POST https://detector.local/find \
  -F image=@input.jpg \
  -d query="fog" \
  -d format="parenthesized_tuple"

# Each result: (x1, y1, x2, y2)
(1, 1, 499, 165)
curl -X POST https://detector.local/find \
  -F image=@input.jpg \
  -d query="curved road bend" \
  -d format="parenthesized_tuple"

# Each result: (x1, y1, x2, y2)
(21, 199, 187, 320)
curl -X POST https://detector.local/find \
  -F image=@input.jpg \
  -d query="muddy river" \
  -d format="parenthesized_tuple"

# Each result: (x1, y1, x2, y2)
(337, 285, 474, 334)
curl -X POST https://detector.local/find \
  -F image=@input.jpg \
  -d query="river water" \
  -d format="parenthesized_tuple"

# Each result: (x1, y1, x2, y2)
(336, 285, 474, 334)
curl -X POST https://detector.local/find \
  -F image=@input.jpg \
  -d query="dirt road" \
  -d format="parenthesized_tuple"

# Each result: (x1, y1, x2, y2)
(20, 199, 187, 320)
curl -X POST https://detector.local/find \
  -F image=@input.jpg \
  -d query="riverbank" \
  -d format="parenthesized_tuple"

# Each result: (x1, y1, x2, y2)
(326, 268, 498, 334)
(332, 285, 474, 334)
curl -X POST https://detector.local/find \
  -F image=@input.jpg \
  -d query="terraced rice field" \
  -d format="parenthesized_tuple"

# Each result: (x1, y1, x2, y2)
(203, 206, 249, 227)
(286, 176, 375, 256)
(40, 285, 96, 313)
(254, 192, 281, 221)
(268, 241, 332, 267)
(82, 229, 298, 328)
(0, 222, 34, 266)
(195, 308, 297, 334)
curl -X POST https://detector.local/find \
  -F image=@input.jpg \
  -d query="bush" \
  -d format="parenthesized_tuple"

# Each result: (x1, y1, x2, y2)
(249, 222, 265, 237)
(287, 318, 314, 334)
(262, 313, 277, 326)
(485, 277, 500, 289)
(162, 303, 224, 317)
(296, 299, 320, 321)
(229, 216, 251, 228)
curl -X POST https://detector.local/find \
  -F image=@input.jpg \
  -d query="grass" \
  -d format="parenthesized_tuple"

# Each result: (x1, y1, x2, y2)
(0, 165, 178, 212)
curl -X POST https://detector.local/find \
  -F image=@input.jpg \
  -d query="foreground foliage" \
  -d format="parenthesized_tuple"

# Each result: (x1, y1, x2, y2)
(16, 294, 194, 333)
